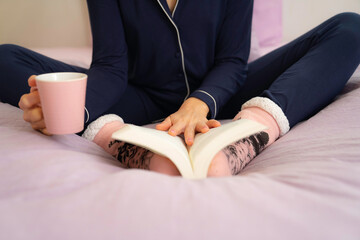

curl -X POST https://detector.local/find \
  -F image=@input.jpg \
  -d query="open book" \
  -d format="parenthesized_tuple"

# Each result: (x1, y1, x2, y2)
(112, 119, 267, 179)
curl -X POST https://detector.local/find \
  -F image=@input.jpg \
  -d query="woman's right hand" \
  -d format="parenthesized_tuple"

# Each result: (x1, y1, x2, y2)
(18, 75, 51, 136)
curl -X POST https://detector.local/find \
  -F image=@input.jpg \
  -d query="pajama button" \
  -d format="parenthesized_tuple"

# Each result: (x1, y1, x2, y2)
(177, 73, 183, 78)
(175, 52, 180, 58)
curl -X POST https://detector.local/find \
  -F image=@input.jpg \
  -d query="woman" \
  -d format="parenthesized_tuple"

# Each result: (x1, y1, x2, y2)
(1, 0, 359, 177)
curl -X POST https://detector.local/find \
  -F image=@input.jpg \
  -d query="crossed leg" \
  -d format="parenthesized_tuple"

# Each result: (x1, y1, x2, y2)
(85, 13, 360, 177)
(86, 105, 280, 177)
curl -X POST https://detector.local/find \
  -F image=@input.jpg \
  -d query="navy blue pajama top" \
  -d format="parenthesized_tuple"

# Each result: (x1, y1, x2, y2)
(85, 0, 253, 122)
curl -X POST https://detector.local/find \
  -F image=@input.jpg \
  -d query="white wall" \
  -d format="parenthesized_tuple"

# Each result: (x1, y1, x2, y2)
(0, 0, 91, 48)
(283, 0, 360, 42)
(0, 0, 359, 47)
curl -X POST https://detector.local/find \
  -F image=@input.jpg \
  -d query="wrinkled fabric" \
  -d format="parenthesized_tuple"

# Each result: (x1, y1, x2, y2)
(0, 67, 359, 240)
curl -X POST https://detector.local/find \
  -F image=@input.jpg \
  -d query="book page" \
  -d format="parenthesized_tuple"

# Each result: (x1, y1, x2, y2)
(112, 124, 194, 178)
(189, 119, 267, 179)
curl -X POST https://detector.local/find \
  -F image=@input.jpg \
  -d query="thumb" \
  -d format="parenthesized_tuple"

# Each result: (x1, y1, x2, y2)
(28, 75, 37, 88)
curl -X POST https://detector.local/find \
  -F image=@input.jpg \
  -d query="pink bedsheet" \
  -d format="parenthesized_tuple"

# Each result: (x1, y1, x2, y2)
(0, 64, 360, 239)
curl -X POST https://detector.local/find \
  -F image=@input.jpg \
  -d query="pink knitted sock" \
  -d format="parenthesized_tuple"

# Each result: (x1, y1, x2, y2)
(208, 107, 281, 177)
(233, 107, 280, 147)
(92, 121, 126, 157)
(83, 115, 180, 174)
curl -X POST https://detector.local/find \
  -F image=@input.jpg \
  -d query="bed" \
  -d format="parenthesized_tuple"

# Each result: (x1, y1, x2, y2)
(1, 52, 360, 240)
(1, 2, 360, 239)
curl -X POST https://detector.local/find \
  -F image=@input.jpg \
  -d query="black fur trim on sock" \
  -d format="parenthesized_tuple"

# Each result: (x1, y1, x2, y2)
(223, 131, 269, 175)
(110, 140, 153, 170)
(248, 131, 269, 155)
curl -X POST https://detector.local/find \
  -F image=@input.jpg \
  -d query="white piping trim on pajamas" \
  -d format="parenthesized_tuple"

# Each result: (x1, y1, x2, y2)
(85, 107, 90, 123)
(172, 0, 179, 18)
(241, 97, 290, 136)
(195, 90, 217, 118)
(156, 0, 190, 101)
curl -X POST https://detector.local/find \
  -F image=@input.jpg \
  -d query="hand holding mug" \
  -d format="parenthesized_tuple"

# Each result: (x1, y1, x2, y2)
(19, 72, 87, 135)
(19, 75, 51, 135)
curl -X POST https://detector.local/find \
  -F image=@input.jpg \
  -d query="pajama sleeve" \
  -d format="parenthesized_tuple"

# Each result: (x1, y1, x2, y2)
(189, 0, 253, 119)
(85, 0, 128, 122)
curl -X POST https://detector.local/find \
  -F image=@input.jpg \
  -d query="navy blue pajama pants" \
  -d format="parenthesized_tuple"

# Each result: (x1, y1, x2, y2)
(0, 13, 359, 129)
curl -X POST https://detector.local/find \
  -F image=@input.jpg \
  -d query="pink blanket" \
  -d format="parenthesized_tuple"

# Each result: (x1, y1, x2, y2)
(1, 66, 360, 239)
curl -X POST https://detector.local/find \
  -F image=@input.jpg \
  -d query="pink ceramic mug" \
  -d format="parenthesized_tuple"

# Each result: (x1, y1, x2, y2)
(35, 72, 87, 135)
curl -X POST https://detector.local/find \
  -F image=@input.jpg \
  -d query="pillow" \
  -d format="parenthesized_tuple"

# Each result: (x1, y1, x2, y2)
(252, 0, 283, 47)
(249, 0, 283, 62)
(248, 30, 262, 62)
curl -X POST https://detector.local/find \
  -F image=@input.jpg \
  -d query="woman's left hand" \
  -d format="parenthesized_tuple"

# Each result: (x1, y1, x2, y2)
(156, 97, 221, 146)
